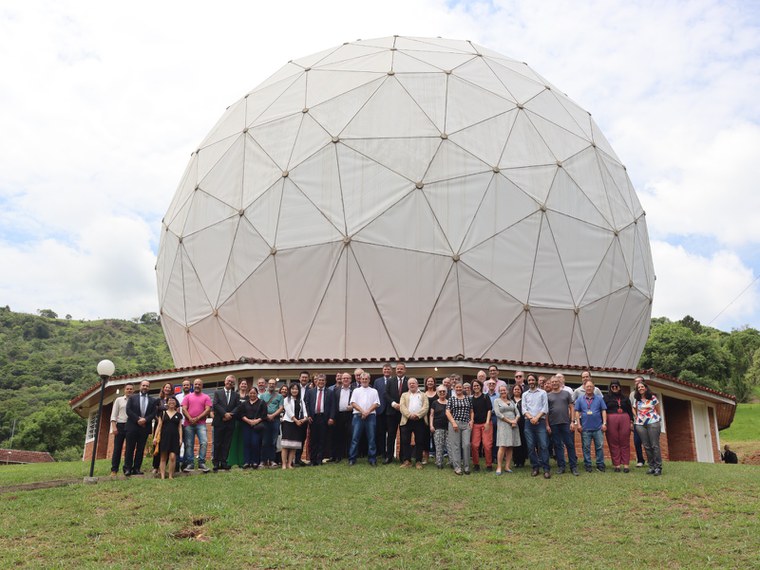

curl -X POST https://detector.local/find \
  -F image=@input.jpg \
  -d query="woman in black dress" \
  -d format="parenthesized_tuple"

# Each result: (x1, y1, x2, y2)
(152, 382, 174, 474)
(157, 396, 183, 479)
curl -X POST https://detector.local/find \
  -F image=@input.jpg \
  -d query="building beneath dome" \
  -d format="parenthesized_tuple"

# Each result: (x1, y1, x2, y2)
(156, 36, 655, 370)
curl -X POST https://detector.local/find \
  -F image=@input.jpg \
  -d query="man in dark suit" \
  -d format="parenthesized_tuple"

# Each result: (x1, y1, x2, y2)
(211, 374, 241, 471)
(384, 362, 408, 464)
(373, 363, 392, 463)
(124, 380, 157, 476)
(294, 371, 312, 466)
(305, 373, 334, 466)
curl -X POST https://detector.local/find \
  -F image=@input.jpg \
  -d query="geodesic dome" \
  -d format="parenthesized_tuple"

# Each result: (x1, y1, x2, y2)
(157, 36, 655, 369)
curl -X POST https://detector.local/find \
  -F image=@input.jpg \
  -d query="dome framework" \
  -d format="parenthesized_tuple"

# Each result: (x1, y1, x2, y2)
(157, 36, 655, 369)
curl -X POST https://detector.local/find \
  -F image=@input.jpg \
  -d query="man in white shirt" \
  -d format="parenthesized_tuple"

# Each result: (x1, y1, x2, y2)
(109, 383, 134, 476)
(349, 372, 380, 466)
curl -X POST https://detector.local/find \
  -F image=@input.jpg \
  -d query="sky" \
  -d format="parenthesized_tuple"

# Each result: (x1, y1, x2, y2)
(1, 0, 759, 332)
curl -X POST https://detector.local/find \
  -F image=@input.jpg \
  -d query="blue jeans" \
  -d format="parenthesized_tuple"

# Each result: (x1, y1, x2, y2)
(183, 423, 208, 466)
(550, 423, 577, 469)
(581, 429, 605, 467)
(349, 414, 377, 462)
(243, 424, 263, 466)
(524, 421, 550, 471)
(263, 418, 280, 463)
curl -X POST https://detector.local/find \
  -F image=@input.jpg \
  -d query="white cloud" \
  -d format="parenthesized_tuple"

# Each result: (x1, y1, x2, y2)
(0, 216, 156, 319)
(651, 240, 759, 329)
(0, 0, 759, 332)
(640, 123, 760, 247)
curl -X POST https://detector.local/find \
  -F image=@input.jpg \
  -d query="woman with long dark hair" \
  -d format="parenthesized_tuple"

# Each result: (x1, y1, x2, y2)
(511, 383, 528, 468)
(280, 383, 309, 469)
(227, 379, 249, 468)
(422, 377, 437, 465)
(152, 382, 174, 474)
(156, 396, 182, 479)
(634, 381, 663, 476)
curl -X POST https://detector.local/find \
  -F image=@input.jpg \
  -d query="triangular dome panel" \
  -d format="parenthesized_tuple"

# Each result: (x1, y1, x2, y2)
(414, 265, 462, 356)
(345, 248, 397, 357)
(341, 77, 440, 138)
(458, 263, 523, 357)
(351, 241, 453, 355)
(353, 188, 451, 255)
(217, 216, 271, 305)
(499, 111, 557, 169)
(275, 179, 343, 249)
(446, 75, 516, 133)
(217, 256, 285, 358)
(182, 215, 239, 308)
(300, 248, 348, 358)
(424, 171, 493, 252)
(461, 172, 539, 253)
(448, 109, 518, 167)
(461, 212, 542, 302)
(276, 243, 344, 357)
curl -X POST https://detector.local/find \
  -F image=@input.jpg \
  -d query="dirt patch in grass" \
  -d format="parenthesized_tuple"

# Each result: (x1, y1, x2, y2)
(0, 479, 78, 494)
(170, 515, 214, 542)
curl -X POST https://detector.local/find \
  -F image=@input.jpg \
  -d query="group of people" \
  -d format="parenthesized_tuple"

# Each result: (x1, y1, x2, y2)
(109, 364, 664, 479)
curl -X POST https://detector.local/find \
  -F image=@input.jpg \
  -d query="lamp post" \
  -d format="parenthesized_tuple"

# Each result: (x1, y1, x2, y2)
(85, 359, 115, 482)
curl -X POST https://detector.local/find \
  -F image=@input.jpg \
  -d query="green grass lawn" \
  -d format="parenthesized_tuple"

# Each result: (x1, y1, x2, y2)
(721, 403, 760, 441)
(1, 459, 759, 569)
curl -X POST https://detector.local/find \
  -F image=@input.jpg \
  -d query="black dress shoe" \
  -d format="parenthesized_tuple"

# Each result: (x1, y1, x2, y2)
(531, 468, 539, 477)
(383, 458, 393, 465)
(557, 467, 566, 475)
(348, 460, 356, 466)
(543, 471, 551, 479)
(123, 470, 131, 477)
(133, 471, 144, 476)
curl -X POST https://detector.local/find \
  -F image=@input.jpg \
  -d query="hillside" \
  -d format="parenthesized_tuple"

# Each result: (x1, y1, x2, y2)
(2, 306, 759, 459)
(0, 307, 173, 458)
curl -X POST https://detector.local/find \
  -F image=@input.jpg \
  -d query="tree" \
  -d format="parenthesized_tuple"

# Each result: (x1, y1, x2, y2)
(139, 312, 160, 325)
(639, 321, 732, 390)
(37, 309, 58, 319)
(7, 401, 86, 454)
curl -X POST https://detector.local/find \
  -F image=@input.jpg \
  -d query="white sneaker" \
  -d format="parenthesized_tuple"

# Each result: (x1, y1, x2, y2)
(183, 465, 194, 472)
(636, 462, 644, 468)
(198, 463, 210, 473)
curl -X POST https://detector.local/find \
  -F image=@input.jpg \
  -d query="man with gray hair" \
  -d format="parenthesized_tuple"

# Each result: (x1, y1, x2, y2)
(399, 378, 429, 469)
